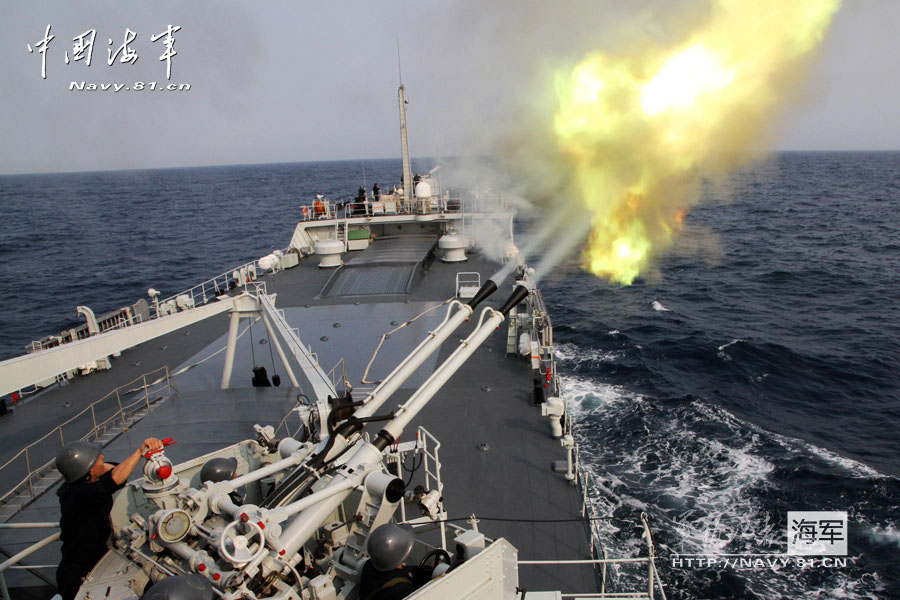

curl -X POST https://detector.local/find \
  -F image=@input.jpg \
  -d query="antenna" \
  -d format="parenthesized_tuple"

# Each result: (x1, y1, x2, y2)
(435, 141, 443, 198)
(396, 38, 403, 85)
(396, 39, 412, 206)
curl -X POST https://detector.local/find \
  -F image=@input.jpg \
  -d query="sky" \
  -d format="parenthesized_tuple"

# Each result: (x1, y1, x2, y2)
(1, 0, 898, 175)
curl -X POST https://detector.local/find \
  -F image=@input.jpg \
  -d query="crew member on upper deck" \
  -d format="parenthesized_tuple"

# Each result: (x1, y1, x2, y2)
(355, 186, 367, 216)
(54, 437, 163, 600)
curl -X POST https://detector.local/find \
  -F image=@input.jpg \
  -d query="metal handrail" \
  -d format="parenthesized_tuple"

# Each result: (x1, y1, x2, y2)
(272, 403, 312, 441)
(562, 447, 668, 600)
(558, 595, 651, 599)
(532, 277, 666, 600)
(154, 258, 278, 319)
(0, 530, 60, 574)
(0, 367, 175, 508)
(389, 427, 447, 548)
(291, 186, 519, 226)
(327, 357, 348, 392)
(519, 558, 652, 565)
(297, 192, 469, 223)
(518, 526, 668, 600)
(0, 524, 61, 600)
(24, 254, 276, 358)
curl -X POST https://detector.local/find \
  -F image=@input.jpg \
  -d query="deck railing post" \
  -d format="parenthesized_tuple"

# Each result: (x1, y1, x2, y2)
(90, 405, 99, 441)
(165, 365, 174, 395)
(0, 571, 11, 600)
(574, 444, 581, 486)
(422, 432, 430, 490)
(601, 547, 608, 595)
(641, 512, 657, 600)
(116, 388, 126, 429)
(24, 449, 33, 499)
(583, 470, 589, 517)
(143, 374, 150, 410)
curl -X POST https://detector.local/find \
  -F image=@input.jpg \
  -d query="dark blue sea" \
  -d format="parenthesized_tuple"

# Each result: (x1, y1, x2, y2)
(1, 153, 898, 599)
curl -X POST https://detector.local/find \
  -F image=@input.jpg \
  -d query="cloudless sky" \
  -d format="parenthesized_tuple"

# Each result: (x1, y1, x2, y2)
(1, 1, 898, 175)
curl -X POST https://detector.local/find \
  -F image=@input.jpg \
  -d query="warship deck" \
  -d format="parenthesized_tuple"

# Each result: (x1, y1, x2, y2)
(1, 236, 598, 597)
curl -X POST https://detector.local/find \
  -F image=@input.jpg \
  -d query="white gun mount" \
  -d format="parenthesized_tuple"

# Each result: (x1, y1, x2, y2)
(76, 283, 532, 600)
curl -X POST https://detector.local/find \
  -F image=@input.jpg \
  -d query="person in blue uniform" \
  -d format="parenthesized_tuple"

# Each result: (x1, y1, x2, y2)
(55, 437, 163, 600)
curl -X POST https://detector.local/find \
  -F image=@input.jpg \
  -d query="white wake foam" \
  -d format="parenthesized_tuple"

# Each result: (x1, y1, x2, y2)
(555, 342, 620, 367)
(716, 338, 743, 361)
(717, 338, 744, 352)
(563, 374, 775, 562)
(558, 346, 893, 599)
(651, 300, 671, 311)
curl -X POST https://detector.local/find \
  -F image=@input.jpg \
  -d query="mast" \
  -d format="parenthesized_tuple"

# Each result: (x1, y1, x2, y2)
(398, 85, 413, 206)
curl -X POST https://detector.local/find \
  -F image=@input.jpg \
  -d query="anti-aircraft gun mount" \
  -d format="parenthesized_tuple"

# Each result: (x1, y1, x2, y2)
(82, 415, 504, 598)
(75, 280, 537, 599)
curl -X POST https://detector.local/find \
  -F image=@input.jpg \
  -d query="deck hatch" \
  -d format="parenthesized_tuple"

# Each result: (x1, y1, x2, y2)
(322, 265, 418, 297)
(319, 235, 436, 297)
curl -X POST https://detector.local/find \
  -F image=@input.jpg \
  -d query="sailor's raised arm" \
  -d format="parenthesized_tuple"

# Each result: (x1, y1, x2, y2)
(111, 437, 163, 485)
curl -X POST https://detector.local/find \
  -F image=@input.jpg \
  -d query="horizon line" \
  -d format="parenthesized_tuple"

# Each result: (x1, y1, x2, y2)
(2, 148, 899, 177)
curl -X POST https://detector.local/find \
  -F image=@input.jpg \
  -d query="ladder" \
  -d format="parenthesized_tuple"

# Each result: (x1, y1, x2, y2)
(336, 219, 349, 252)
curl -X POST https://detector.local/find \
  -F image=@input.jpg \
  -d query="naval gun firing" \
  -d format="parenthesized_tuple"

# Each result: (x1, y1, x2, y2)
(62, 273, 537, 600)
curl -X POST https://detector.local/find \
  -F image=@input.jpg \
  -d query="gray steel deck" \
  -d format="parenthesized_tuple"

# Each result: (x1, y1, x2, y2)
(0, 235, 598, 595)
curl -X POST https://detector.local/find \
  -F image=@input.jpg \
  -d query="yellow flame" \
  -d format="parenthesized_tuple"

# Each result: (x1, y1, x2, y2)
(640, 46, 735, 116)
(553, 0, 840, 285)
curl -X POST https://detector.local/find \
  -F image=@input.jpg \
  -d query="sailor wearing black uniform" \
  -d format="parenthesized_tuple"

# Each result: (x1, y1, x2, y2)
(54, 437, 163, 600)
(356, 186, 367, 216)
(358, 524, 432, 600)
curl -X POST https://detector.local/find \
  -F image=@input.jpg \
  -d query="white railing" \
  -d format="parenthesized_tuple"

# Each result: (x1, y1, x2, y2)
(293, 187, 518, 225)
(554, 377, 667, 599)
(98, 311, 143, 334)
(153, 258, 278, 319)
(327, 357, 349, 393)
(272, 397, 316, 441)
(27, 309, 142, 354)
(24, 254, 281, 359)
(0, 366, 176, 510)
(519, 514, 667, 600)
(389, 427, 447, 549)
(0, 523, 60, 600)
(523, 274, 667, 599)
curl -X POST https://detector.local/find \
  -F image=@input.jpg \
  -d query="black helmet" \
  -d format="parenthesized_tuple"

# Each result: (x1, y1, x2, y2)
(55, 441, 101, 483)
(366, 523, 415, 571)
(199, 457, 238, 484)
(141, 574, 214, 600)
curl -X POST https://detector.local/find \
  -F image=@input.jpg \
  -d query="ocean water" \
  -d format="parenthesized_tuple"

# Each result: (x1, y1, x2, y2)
(1, 153, 898, 598)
